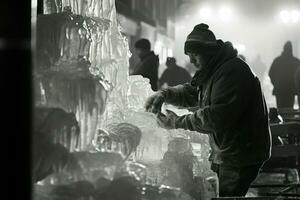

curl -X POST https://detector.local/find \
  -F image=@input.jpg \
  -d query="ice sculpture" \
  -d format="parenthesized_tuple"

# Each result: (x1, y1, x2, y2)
(36, 0, 217, 199)
(35, 0, 130, 150)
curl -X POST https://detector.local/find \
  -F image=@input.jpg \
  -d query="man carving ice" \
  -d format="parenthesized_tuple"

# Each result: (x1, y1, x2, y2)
(144, 23, 272, 197)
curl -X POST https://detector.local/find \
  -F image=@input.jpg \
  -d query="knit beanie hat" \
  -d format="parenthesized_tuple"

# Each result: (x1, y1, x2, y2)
(184, 23, 217, 54)
(134, 38, 151, 51)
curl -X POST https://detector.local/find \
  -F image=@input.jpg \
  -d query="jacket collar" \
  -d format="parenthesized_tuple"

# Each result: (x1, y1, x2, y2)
(191, 40, 238, 87)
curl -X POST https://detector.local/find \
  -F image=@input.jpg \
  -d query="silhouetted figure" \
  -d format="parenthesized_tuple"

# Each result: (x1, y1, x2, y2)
(251, 54, 267, 81)
(269, 41, 300, 108)
(131, 38, 159, 91)
(159, 57, 192, 88)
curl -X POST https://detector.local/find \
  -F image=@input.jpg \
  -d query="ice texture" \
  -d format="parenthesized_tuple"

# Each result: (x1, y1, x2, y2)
(42, 0, 213, 173)
(38, 0, 216, 198)
(36, 0, 130, 150)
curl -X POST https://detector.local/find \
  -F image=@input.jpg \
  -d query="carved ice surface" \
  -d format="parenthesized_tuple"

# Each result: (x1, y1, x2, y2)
(76, 0, 215, 189)
(39, 0, 217, 198)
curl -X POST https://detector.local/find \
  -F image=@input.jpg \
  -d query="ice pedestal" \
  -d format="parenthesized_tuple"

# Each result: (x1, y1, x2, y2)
(35, 72, 108, 150)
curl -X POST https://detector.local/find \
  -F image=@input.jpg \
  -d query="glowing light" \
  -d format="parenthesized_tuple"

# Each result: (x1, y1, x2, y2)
(199, 7, 212, 20)
(219, 5, 234, 22)
(154, 41, 162, 54)
(162, 47, 168, 63)
(167, 49, 173, 57)
(280, 10, 290, 23)
(279, 10, 300, 24)
(176, 24, 186, 30)
(291, 10, 300, 23)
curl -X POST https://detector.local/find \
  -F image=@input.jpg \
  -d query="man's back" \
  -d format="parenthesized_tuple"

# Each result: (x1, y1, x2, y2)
(269, 40, 300, 97)
(159, 65, 192, 87)
(132, 51, 159, 91)
(269, 54, 300, 93)
(199, 56, 271, 166)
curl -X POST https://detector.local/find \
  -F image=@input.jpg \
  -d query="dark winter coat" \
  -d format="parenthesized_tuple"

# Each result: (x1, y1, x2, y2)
(269, 52, 300, 96)
(132, 51, 159, 91)
(159, 65, 192, 87)
(161, 41, 272, 167)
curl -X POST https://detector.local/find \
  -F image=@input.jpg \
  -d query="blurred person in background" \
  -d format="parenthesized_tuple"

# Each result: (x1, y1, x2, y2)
(250, 54, 267, 82)
(131, 38, 159, 91)
(158, 57, 192, 89)
(144, 23, 271, 197)
(269, 41, 300, 109)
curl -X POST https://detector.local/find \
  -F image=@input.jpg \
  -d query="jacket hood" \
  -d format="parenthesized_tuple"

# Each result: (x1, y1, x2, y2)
(191, 40, 238, 86)
(282, 41, 293, 57)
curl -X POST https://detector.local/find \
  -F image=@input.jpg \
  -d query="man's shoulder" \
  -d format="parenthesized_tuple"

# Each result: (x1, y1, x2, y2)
(211, 57, 254, 84)
(145, 51, 158, 59)
(219, 57, 250, 74)
(162, 68, 171, 75)
(144, 53, 159, 63)
(177, 65, 187, 71)
(273, 56, 281, 62)
(292, 56, 300, 64)
(178, 67, 191, 76)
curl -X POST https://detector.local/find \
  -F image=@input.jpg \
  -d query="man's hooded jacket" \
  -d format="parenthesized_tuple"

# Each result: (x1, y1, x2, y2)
(161, 40, 272, 167)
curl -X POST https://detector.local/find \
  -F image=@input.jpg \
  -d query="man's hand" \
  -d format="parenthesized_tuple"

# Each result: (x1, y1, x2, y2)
(144, 91, 165, 114)
(156, 109, 179, 129)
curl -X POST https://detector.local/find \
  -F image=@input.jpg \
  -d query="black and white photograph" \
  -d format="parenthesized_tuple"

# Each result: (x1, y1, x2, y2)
(2, 0, 300, 199)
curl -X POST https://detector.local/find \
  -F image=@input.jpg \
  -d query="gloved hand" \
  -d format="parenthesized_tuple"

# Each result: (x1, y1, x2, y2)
(156, 109, 179, 129)
(144, 91, 165, 114)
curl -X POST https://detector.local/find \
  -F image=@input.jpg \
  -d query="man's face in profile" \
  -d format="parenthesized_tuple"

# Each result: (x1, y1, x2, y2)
(187, 52, 205, 70)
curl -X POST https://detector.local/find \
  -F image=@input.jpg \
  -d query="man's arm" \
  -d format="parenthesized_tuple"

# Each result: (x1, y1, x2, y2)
(162, 83, 198, 108)
(175, 68, 251, 133)
(145, 83, 198, 113)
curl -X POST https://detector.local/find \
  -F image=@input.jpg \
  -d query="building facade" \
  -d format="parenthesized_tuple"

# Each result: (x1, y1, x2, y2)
(116, 0, 179, 74)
